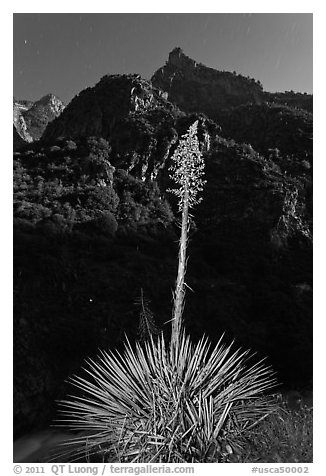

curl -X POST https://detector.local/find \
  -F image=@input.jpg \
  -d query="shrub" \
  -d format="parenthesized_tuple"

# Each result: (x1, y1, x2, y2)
(83, 186, 119, 215)
(65, 140, 78, 151)
(50, 145, 61, 153)
(56, 331, 277, 463)
(93, 211, 118, 237)
(14, 201, 52, 222)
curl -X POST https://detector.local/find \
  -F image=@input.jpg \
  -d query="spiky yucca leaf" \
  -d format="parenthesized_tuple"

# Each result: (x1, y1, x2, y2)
(55, 330, 277, 463)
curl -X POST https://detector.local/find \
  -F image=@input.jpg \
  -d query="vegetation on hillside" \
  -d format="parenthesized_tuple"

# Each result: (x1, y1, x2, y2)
(217, 103, 313, 166)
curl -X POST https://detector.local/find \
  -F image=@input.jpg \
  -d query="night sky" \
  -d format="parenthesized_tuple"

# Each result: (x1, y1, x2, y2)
(13, 13, 313, 105)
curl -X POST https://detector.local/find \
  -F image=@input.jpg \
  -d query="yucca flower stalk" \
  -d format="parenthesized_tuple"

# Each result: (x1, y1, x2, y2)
(168, 120, 206, 350)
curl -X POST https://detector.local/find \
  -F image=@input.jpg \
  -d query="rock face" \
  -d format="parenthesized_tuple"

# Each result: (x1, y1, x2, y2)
(13, 125, 29, 151)
(152, 48, 313, 164)
(22, 94, 65, 140)
(151, 47, 264, 118)
(13, 94, 65, 149)
(13, 98, 34, 145)
(43, 74, 177, 142)
(42, 74, 218, 180)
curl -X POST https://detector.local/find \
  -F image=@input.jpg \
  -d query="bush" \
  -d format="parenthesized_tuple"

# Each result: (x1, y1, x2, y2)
(65, 140, 78, 151)
(56, 331, 277, 463)
(93, 212, 118, 237)
(14, 201, 52, 222)
(50, 145, 61, 153)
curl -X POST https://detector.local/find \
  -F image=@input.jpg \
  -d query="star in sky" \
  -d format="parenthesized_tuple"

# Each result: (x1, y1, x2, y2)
(14, 13, 312, 102)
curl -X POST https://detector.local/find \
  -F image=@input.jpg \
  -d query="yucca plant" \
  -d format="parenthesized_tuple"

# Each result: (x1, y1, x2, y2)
(55, 121, 278, 463)
(56, 331, 277, 462)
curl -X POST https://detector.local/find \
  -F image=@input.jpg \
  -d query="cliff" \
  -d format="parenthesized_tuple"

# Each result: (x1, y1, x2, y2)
(43, 74, 174, 141)
(151, 47, 264, 117)
(13, 98, 34, 145)
(13, 94, 65, 150)
(42, 74, 218, 180)
(152, 48, 313, 162)
(22, 94, 65, 140)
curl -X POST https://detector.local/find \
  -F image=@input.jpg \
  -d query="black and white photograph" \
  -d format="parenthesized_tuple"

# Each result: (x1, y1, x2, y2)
(11, 7, 314, 468)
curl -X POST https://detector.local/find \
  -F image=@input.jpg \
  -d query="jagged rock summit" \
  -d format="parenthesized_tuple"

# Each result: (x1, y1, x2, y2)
(21, 93, 65, 140)
(41, 73, 219, 179)
(151, 48, 312, 163)
(13, 94, 65, 150)
(152, 47, 312, 114)
(151, 47, 264, 115)
(42, 74, 177, 143)
(35, 93, 65, 114)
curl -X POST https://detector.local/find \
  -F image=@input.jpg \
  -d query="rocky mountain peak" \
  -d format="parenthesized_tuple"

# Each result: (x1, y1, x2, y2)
(36, 94, 65, 115)
(42, 73, 179, 144)
(13, 93, 65, 149)
(152, 48, 264, 118)
(167, 47, 199, 70)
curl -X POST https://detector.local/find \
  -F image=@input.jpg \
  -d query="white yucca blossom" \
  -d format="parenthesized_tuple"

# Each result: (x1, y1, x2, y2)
(168, 121, 206, 211)
(168, 120, 207, 347)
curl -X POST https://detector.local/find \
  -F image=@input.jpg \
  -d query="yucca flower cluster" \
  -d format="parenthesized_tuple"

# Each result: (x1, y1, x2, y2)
(168, 121, 206, 211)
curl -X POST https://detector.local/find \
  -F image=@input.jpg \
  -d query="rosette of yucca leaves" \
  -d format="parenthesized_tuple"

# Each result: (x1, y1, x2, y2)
(55, 330, 277, 463)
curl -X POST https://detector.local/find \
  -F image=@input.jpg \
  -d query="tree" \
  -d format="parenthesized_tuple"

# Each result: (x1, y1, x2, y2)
(168, 120, 206, 349)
